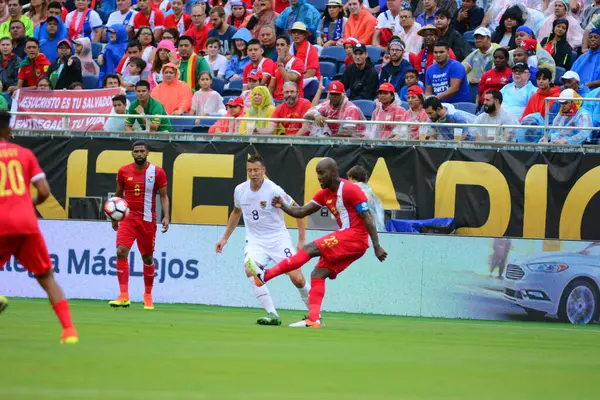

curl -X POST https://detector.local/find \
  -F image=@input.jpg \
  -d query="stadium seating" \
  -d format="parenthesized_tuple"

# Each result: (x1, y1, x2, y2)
(455, 102, 477, 114)
(555, 67, 566, 85)
(401, 101, 409, 110)
(228, 79, 243, 90)
(375, 63, 381, 73)
(313, 0, 327, 12)
(91, 42, 102, 59)
(366, 46, 382, 63)
(320, 61, 337, 79)
(469, 84, 478, 102)
(82, 75, 99, 90)
(354, 99, 376, 119)
(304, 79, 319, 100)
(170, 114, 196, 132)
(222, 95, 237, 105)
(211, 77, 225, 93)
(320, 47, 347, 64)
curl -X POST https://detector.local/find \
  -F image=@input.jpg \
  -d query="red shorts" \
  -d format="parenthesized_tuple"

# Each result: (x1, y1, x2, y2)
(116, 218, 157, 256)
(0, 232, 53, 276)
(314, 229, 368, 279)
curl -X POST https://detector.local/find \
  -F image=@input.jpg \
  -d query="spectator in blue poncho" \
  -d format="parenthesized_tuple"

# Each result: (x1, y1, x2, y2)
(35, 16, 67, 64)
(98, 24, 129, 85)
(275, 0, 320, 41)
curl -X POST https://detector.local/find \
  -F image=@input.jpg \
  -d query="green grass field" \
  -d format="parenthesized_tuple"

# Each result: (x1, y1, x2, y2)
(1, 298, 600, 400)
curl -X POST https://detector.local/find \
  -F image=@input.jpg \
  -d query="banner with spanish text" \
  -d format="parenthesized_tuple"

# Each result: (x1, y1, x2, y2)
(10, 88, 120, 130)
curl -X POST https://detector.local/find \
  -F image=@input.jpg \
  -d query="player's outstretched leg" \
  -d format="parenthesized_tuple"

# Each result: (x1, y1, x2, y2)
(248, 248, 313, 287)
(245, 263, 281, 326)
(36, 270, 78, 344)
(109, 246, 131, 308)
(289, 268, 330, 329)
(0, 295, 8, 313)
(142, 255, 155, 310)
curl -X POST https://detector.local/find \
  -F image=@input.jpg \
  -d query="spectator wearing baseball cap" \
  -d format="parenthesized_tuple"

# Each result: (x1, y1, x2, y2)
(560, 71, 590, 97)
(342, 37, 359, 66)
(379, 39, 413, 93)
(425, 41, 471, 103)
(462, 26, 502, 85)
(209, 96, 245, 134)
(304, 80, 367, 137)
(370, 82, 408, 139)
(404, 85, 429, 139)
(500, 62, 536, 117)
(47, 39, 82, 90)
(276, 0, 321, 40)
(343, 0, 377, 45)
(341, 43, 379, 101)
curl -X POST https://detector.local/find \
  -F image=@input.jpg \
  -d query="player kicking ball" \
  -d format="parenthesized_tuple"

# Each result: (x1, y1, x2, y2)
(248, 158, 387, 328)
(0, 110, 78, 343)
(216, 154, 310, 326)
(109, 141, 170, 310)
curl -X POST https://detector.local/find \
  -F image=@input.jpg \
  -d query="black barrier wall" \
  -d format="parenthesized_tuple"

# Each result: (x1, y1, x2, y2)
(14, 136, 600, 240)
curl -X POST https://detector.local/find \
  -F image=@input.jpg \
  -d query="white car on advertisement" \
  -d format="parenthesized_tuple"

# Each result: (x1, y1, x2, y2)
(503, 243, 600, 324)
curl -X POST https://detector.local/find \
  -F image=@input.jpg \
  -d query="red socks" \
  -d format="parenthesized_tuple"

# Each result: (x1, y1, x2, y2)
(264, 249, 311, 282)
(308, 278, 325, 322)
(52, 299, 74, 329)
(116, 259, 129, 296)
(144, 263, 155, 294)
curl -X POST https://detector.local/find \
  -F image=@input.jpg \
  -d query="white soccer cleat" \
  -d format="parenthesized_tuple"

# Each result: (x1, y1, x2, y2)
(289, 318, 322, 328)
(247, 257, 266, 287)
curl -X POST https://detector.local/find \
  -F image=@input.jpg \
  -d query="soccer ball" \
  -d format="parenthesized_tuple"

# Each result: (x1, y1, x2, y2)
(104, 197, 130, 221)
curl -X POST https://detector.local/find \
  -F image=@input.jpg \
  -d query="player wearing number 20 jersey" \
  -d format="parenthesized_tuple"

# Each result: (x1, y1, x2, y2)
(216, 154, 309, 326)
(0, 110, 78, 344)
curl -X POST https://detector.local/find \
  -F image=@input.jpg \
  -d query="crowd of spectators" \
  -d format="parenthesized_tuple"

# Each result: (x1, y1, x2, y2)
(2, 0, 600, 143)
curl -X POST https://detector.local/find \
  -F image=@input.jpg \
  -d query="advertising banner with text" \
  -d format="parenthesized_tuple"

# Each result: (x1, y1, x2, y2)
(2, 220, 598, 325)
(11, 137, 600, 240)
(11, 89, 120, 130)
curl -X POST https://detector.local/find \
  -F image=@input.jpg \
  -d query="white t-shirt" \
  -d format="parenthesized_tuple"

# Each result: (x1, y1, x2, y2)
(106, 9, 137, 28)
(376, 10, 401, 36)
(234, 179, 295, 245)
(65, 10, 103, 36)
(208, 54, 228, 78)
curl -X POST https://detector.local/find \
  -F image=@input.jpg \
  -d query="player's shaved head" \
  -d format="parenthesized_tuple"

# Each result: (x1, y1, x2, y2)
(316, 157, 340, 190)
(0, 110, 11, 139)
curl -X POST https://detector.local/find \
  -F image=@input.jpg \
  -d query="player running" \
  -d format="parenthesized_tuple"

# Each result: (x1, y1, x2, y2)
(0, 110, 78, 344)
(248, 157, 387, 328)
(216, 154, 310, 326)
(109, 141, 170, 310)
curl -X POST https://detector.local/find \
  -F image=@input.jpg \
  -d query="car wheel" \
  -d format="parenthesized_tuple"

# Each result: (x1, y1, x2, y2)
(558, 280, 599, 325)
(523, 307, 546, 320)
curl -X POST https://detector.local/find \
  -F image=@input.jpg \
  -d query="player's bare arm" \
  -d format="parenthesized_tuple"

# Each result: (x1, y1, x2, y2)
(216, 207, 242, 253)
(112, 182, 124, 231)
(159, 186, 170, 233)
(32, 177, 50, 205)
(360, 210, 387, 262)
(296, 211, 307, 251)
(272, 196, 321, 218)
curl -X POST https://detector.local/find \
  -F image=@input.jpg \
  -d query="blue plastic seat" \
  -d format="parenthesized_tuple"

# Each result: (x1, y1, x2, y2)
(304, 79, 319, 100)
(211, 77, 225, 93)
(312, 0, 327, 12)
(91, 42, 102, 59)
(170, 114, 197, 132)
(366, 46, 382, 63)
(320, 46, 348, 64)
(353, 99, 376, 119)
(454, 102, 477, 115)
(554, 67, 566, 85)
(320, 61, 337, 79)
(228, 79, 243, 90)
(82, 75, 99, 89)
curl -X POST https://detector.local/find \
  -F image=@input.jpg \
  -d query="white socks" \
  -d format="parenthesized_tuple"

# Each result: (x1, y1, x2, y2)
(248, 277, 278, 316)
(298, 285, 309, 309)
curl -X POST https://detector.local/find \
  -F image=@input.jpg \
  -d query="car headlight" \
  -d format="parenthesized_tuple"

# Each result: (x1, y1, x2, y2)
(526, 263, 569, 273)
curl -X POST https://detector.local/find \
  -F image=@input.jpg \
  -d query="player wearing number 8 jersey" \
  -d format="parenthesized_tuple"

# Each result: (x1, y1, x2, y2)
(216, 154, 309, 326)
(109, 141, 170, 310)
(248, 157, 388, 328)
(0, 110, 78, 344)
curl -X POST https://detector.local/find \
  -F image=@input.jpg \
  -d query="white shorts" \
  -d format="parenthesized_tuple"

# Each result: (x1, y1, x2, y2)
(244, 239, 296, 268)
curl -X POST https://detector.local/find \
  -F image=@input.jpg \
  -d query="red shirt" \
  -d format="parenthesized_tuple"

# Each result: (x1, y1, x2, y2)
(242, 57, 276, 84)
(292, 40, 321, 79)
(0, 142, 45, 235)
(117, 163, 167, 222)
(311, 179, 369, 241)
(272, 98, 311, 135)
(184, 25, 210, 54)
(409, 48, 456, 74)
(133, 9, 165, 31)
(273, 0, 289, 13)
(478, 68, 513, 103)
(272, 56, 304, 101)
(164, 13, 192, 35)
(17, 54, 51, 87)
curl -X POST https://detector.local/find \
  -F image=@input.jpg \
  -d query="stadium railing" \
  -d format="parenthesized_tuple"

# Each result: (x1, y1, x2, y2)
(10, 111, 600, 151)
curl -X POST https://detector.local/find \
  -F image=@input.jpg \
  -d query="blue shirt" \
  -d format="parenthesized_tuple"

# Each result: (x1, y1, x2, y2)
(378, 59, 413, 93)
(426, 59, 471, 103)
(572, 48, 600, 86)
(207, 26, 238, 55)
(416, 8, 438, 27)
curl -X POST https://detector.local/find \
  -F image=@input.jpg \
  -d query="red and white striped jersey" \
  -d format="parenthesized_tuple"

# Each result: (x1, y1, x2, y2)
(117, 163, 167, 222)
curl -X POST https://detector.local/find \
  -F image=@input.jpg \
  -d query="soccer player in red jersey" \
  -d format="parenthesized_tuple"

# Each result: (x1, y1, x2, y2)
(0, 110, 78, 344)
(108, 141, 170, 310)
(248, 158, 387, 328)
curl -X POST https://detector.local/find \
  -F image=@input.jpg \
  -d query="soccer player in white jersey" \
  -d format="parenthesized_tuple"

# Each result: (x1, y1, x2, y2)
(216, 153, 309, 325)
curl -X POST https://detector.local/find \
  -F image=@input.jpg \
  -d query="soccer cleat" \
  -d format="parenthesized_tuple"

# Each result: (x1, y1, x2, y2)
(143, 293, 154, 310)
(0, 296, 8, 314)
(247, 257, 266, 287)
(256, 313, 282, 326)
(60, 327, 79, 344)
(289, 318, 322, 328)
(108, 294, 131, 308)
